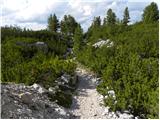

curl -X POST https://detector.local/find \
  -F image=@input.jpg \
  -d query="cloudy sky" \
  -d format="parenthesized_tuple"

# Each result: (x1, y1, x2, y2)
(0, 0, 159, 31)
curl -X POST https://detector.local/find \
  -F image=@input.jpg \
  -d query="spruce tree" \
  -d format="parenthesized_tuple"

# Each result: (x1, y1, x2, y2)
(123, 7, 130, 25)
(93, 16, 101, 27)
(142, 2, 159, 23)
(60, 15, 78, 35)
(60, 15, 67, 34)
(106, 9, 116, 25)
(103, 17, 107, 26)
(47, 14, 59, 32)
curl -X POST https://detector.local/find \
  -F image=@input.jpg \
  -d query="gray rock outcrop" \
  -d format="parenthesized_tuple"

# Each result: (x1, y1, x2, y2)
(92, 39, 113, 48)
(1, 83, 73, 119)
(16, 41, 48, 53)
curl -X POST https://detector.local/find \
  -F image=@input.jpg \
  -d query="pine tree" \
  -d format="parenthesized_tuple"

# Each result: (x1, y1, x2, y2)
(60, 15, 78, 35)
(106, 9, 116, 25)
(103, 17, 107, 26)
(47, 14, 59, 32)
(67, 15, 78, 35)
(123, 7, 130, 25)
(142, 2, 159, 23)
(92, 16, 101, 27)
(60, 15, 68, 34)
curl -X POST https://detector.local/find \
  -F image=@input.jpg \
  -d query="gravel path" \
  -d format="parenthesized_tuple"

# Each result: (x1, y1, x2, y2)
(69, 67, 110, 119)
(69, 66, 135, 119)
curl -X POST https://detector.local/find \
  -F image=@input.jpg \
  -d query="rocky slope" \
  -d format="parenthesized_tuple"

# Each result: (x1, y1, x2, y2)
(1, 83, 73, 119)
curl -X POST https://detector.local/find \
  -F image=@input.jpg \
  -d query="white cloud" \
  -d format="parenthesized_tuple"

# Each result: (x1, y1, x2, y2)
(1, 0, 158, 31)
(83, 5, 92, 16)
(3, 0, 60, 20)
(19, 22, 47, 30)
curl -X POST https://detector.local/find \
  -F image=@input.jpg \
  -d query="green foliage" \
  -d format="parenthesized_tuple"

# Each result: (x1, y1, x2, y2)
(54, 91, 72, 108)
(105, 9, 116, 26)
(123, 7, 130, 25)
(91, 16, 101, 28)
(142, 2, 159, 23)
(1, 37, 76, 87)
(73, 24, 84, 55)
(47, 14, 59, 32)
(1, 26, 58, 43)
(60, 15, 78, 35)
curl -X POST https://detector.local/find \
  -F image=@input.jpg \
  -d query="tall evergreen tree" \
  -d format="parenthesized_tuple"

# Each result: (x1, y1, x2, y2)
(60, 15, 78, 35)
(60, 15, 68, 34)
(103, 17, 107, 26)
(142, 2, 159, 23)
(92, 16, 101, 27)
(123, 7, 130, 25)
(47, 14, 59, 32)
(106, 9, 116, 25)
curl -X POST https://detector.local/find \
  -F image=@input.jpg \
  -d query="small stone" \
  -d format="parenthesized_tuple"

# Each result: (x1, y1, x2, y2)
(55, 108, 60, 112)
(31, 83, 47, 94)
(99, 95, 103, 100)
(135, 116, 138, 119)
(104, 95, 108, 99)
(113, 114, 117, 118)
(108, 113, 112, 117)
(48, 87, 56, 94)
(94, 114, 97, 116)
(19, 92, 33, 104)
(108, 90, 115, 96)
(104, 108, 109, 113)
(14, 101, 18, 103)
(32, 83, 39, 89)
(59, 109, 66, 116)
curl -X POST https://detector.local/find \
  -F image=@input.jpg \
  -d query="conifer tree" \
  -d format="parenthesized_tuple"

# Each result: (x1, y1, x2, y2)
(123, 7, 130, 25)
(142, 2, 159, 23)
(47, 14, 59, 32)
(60, 15, 78, 35)
(92, 16, 101, 27)
(103, 18, 107, 26)
(106, 9, 116, 25)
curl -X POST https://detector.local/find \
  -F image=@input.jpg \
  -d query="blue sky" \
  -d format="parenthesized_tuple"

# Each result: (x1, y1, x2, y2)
(0, 0, 159, 31)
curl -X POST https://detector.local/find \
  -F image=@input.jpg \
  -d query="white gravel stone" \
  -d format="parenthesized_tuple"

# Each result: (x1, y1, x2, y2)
(55, 108, 60, 112)
(32, 83, 39, 89)
(108, 90, 115, 96)
(99, 95, 103, 99)
(104, 95, 108, 99)
(104, 108, 109, 114)
(59, 109, 67, 116)
(108, 113, 112, 117)
(111, 112, 114, 115)
(113, 114, 117, 118)
(32, 83, 47, 94)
